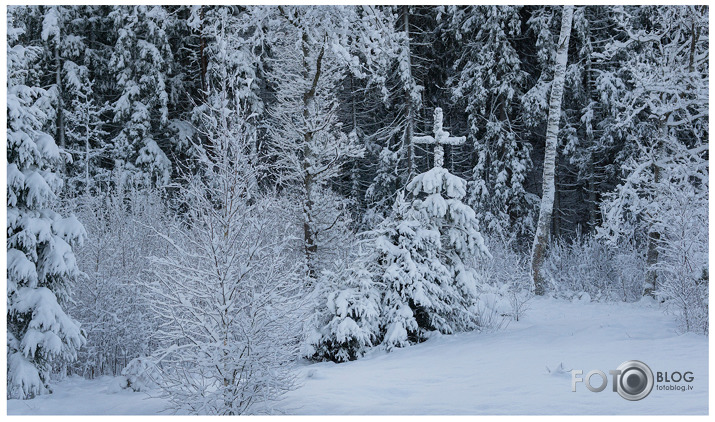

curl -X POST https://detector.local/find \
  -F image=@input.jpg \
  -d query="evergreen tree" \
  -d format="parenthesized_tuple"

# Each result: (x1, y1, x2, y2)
(108, 5, 176, 187)
(448, 5, 534, 238)
(376, 157, 490, 349)
(306, 243, 383, 362)
(7, 9, 86, 399)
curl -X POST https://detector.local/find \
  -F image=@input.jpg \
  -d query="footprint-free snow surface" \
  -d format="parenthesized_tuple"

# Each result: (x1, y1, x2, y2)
(7, 297, 708, 415)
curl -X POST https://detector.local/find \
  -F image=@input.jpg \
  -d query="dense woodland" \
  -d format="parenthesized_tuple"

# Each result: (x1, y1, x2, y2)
(6, 5, 708, 413)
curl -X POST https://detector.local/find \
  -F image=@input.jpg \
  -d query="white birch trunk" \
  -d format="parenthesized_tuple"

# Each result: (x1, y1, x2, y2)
(531, 5, 574, 296)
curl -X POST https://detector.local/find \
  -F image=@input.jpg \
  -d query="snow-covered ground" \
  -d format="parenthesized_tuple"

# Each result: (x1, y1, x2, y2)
(7, 297, 708, 415)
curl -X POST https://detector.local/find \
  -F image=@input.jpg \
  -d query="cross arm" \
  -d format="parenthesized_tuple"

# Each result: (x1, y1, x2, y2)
(440, 135, 467, 146)
(413, 135, 435, 144)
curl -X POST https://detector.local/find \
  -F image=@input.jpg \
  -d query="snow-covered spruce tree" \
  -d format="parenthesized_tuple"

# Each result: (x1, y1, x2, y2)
(305, 242, 383, 362)
(375, 154, 490, 349)
(143, 69, 305, 414)
(107, 5, 175, 188)
(448, 5, 534, 239)
(7, 10, 86, 399)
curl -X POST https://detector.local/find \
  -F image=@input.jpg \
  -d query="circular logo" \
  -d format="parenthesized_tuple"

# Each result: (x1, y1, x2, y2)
(616, 360, 654, 401)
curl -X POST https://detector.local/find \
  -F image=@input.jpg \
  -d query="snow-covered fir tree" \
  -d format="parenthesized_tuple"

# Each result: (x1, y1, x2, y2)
(375, 108, 491, 349)
(7, 9, 86, 399)
(448, 5, 534, 238)
(108, 5, 175, 187)
(305, 242, 383, 362)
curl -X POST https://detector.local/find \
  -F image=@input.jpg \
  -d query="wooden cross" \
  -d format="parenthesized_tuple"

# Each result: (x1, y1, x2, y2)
(413, 107, 466, 168)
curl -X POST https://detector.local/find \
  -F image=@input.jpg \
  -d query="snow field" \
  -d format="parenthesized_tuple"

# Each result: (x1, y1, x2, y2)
(9, 297, 707, 415)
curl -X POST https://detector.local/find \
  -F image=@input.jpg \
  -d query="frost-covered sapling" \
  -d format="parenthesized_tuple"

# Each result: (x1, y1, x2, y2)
(143, 63, 306, 413)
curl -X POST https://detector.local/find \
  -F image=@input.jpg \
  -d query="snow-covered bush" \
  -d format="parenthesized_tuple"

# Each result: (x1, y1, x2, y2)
(148, 179, 305, 415)
(469, 233, 532, 322)
(652, 155, 708, 334)
(611, 239, 649, 303)
(121, 356, 160, 392)
(472, 285, 511, 331)
(305, 243, 383, 362)
(62, 184, 170, 378)
(543, 233, 645, 302)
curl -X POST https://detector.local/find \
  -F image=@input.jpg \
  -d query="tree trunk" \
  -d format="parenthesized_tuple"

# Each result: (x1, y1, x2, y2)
(585, 49, 599, 230)
(199, 6, 208, 102)
(300, 29, 324, 282)
(55, 45, 65, 176)
(85, 120, 91, 194)
(588, 170, 598, 229)
(531, 5, 574, 296)
(644, 161, 661, 298)
(552, 170, 560, 239)
(644, 230, 660, 298)
(402, 6, 416, 180)
(350, 75, 361, 205)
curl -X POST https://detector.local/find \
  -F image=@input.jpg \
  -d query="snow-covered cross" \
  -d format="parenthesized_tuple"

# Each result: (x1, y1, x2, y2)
(414, 107, 466, 168)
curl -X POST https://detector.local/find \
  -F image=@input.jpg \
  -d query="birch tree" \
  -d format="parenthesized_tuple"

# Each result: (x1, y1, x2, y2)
(143, 83, 305, 414)
(531, 5, 573, 296)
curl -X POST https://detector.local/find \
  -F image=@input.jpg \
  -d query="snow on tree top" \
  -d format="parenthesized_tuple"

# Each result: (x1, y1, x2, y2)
(407, 167, 467, 199)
